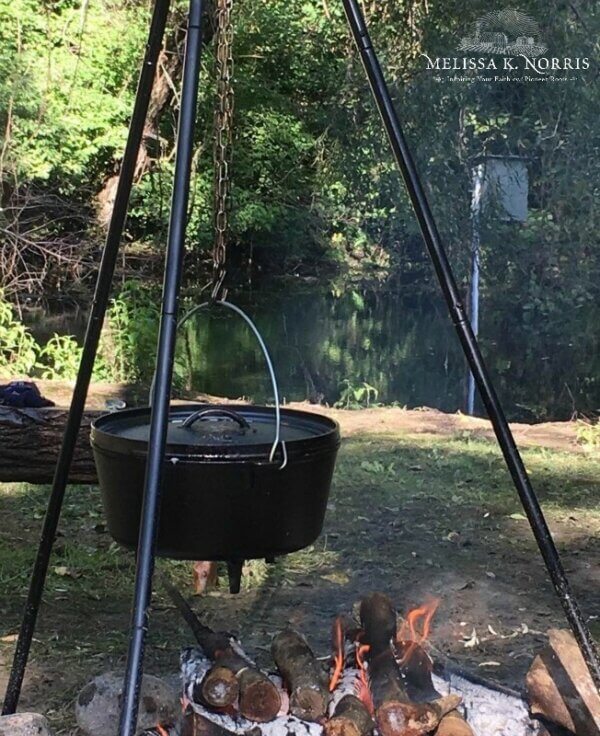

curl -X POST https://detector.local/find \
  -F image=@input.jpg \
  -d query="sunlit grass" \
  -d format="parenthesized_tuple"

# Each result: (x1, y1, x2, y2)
(0, 429, 598, 732)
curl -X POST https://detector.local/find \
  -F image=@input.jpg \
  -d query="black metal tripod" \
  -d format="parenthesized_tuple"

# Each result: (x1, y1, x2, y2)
(3, 1, 599, 733)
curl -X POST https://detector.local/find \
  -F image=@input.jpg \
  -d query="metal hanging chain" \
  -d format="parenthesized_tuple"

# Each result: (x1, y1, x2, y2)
(211, 0, 234, 301)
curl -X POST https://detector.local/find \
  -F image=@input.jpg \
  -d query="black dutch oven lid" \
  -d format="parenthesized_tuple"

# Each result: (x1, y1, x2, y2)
(90, 403, 340, 461)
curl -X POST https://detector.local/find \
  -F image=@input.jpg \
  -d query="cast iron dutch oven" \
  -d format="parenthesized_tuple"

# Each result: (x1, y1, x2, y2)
(90, 403, 340, 560)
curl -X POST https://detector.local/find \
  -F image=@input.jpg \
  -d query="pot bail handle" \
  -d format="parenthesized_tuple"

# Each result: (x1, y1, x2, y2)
(182, 407, 250, 430)
(150, 299, 286, 468)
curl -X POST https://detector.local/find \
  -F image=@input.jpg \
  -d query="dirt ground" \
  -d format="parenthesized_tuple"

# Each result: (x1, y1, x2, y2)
(0, 384, 598, 733)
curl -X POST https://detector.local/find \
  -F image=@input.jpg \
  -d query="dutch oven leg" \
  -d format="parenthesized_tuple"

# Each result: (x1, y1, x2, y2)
(227, 560, 244, 594)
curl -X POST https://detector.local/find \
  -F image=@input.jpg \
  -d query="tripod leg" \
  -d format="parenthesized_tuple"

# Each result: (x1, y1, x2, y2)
(1, 0, 171, 716)
(340, 0, 600, 690)
(118, 1, 204, 734)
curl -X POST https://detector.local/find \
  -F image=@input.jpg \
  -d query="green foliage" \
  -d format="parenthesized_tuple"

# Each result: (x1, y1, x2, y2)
(101, 281, 160, 384)
(576, 420, 600, 452)
(335, 378, 379, 409)
(0, 290, 38, 373)
(0, 0, 599, 357)
(1, 0, 145, 188)
(36, 334, 83, 380)
(0, 283, 156, 384)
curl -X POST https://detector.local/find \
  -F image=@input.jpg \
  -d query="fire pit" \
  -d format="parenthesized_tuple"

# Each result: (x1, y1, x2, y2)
(162, 588, 544, 736)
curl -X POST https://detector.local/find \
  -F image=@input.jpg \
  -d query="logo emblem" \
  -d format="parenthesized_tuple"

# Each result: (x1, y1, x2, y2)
(459, 9, 547, 58)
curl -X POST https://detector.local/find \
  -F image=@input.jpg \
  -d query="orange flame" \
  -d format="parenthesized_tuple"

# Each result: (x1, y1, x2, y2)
(329, 616, 345, 692)
(397, 598, 440, 664)
(156, 726, 169, 736)
(354, 642, 375, 715)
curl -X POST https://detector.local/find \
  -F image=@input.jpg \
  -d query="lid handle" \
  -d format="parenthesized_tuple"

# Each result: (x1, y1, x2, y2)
(182, 407, 250, 430)
(150, 299, 286, 468)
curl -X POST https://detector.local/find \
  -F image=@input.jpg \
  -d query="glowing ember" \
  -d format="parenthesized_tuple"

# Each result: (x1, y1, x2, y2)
(329, 616, 345, 692)
(354, 642, 375, 715)
(397, 598, 440, 664)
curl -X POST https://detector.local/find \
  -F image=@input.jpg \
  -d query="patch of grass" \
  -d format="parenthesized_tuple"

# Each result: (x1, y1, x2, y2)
(1, 428, 599, 733)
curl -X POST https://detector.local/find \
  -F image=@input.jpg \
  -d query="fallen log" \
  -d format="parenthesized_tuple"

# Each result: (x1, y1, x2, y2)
(0, 406, 99, 483)
(324, 694, 374, 736)
(165, 581, 281, 721)
(526, 629, 600, 735)
(271, 629, 330, 721)
(0, 385, 222, 484)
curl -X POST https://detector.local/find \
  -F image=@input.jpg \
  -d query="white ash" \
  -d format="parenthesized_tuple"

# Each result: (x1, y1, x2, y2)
(328, 668, 361, 715)
(432, 672, 541, 736)
(181, 646, 213, 699)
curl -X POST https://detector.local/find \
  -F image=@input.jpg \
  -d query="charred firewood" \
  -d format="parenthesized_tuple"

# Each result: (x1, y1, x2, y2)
(271, 629, 330, 721)
(199, 652, 281, 721)
(434, 710, 475, 736)
(396, 641, 469, 734)
(165, 580, 280, 720)
(199, 663, 240, 708)
(325, 694, 374, 736)
(526, 629, 600, 735)
(164, 579, 232, 658)
(182, 708, 238, 736)
(395, 641, 438, 702)
(369, 649, 461, 736)
(359, 593, 397, 658)
(358, 594, 462, 736)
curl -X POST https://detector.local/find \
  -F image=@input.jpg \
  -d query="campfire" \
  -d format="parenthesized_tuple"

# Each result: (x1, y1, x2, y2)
(157, 587, 548, 736)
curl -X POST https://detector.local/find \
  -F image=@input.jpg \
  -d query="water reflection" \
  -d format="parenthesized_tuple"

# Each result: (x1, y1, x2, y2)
(174, 283, 599, 422)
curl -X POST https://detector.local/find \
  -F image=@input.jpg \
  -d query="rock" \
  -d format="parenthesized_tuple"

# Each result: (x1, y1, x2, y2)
(526, 629, 600, 735)
(0, 712, 54, 735)
(75, 672, 180, 735)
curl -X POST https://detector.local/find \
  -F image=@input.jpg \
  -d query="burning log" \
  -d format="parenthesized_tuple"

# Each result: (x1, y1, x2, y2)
(368, 649, 461, 736)
(395, 641, 438, 702)
(357, 596, 463, 736)
(271, 629, 330, 721)
(395, 642, 471, 736)
(359, 593, 397, 657)
(526, 629, 600, 735)
(324, 694, 374, 736)
(165, 581, 281, 721)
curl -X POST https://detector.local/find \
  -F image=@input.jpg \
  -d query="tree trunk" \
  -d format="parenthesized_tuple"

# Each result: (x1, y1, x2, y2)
(96, 10, 187, 227)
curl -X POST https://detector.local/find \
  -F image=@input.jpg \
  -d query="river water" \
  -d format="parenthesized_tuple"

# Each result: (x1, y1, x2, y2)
(26, 280, 599, 422)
